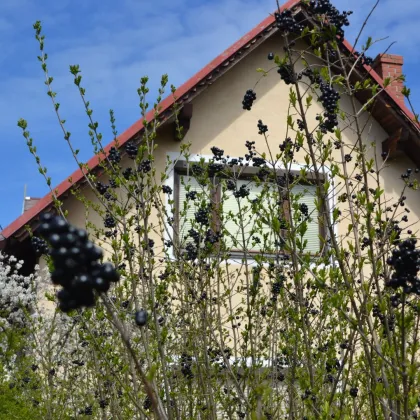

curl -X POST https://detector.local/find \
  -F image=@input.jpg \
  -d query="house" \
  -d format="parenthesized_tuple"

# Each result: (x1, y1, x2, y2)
(1, 2, 420, 416)
(1, 0, 419, 277)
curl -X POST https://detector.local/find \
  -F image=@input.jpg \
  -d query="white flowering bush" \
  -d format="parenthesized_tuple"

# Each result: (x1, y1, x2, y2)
(0, 252, 154, 418)
(0, 253, 38, 328)
(0, 254, 132, 418)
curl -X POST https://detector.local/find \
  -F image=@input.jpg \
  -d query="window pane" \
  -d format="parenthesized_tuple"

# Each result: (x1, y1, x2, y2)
(178, 175, 210, 245)
(177, 174, 321, 255)
(291, 184, 320, 254)
(222, 180, 276, 252)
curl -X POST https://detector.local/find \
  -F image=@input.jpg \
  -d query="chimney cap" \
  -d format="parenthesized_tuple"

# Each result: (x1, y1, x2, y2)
(373, 53, 403, 66)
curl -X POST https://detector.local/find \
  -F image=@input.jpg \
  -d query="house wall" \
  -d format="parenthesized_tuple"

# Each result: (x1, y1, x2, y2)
(38, 31, 420, 315)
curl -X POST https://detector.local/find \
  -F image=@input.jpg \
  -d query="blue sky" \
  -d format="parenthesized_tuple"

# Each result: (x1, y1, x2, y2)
(1, 0, 419, 230)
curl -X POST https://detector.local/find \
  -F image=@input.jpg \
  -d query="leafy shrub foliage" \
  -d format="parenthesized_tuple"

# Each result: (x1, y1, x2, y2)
(2, 0, 420, 419)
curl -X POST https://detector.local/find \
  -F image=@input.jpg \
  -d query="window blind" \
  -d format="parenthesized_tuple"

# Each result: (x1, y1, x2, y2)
(178, 175, 209, 245)
(291, 184, 320, 254)
(177, 174, 321, 255)
(222, 180, 276, 251)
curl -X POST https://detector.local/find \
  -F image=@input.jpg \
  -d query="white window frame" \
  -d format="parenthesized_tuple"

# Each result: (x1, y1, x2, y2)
(164, 152, 337, 268)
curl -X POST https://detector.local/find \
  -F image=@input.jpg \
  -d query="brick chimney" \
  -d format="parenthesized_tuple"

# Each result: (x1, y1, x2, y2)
(23, 197, 40, 213)
(372, 53, 405, 107)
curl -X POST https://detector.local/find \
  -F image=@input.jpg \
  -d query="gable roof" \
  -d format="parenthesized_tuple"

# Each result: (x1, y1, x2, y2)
(1, 0, 419, 247)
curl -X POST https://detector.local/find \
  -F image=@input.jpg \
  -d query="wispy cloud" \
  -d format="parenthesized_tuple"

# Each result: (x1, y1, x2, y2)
(0, 0, 419, 227)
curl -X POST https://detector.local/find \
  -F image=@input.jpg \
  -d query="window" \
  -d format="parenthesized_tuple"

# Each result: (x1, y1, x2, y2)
(173, 166, 326, 257)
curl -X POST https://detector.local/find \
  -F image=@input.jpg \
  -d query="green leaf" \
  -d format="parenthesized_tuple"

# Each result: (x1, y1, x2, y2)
(402, 86, 411, 97)
(256, 68, 268, 76)
(383, 77, 391, 87)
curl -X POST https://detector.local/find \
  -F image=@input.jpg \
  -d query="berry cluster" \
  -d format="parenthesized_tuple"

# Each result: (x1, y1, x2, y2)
(277, 172, 295, 188)
(108, 147, 121, 164)
(274, 10, 303, 34)
(372, 304, 383, 320)
(183, 242, 198, 261)
(271, 277, 284, 302)
(277, 64, 296, 85)
(308, 1, 352, 40)
(143, 396, 151, 411)
(122, 167, 133, 180)
(99, 399, 108, 409)
(234, 184, 250, 199)
(299, 203, 309, 217)
(96, 182, 109, 195)
(104, 213, 116, 229)
(361, 237, 372, 251)
(386, 238, 420, 294)
(401, 168, 419, 190)
(38, 213, 120, 312)
(297, 119, 305, 131)
(138, 159, 152, 173)
(207, 347, 230, 370)
(31, 236, 49, 256)
(387, 314, 396, 333)
(318, 82, 340, 132)
(125, 141, 138, 159)
(192, 164, 204, 177)
(257, 119, 268, 135)
(205, 229, 221, 245)
(327, 49, 338, 62)
(244, 140, 257, 162)
(301, 389, 314, 401)
(302, 68, 322, 85)
(195, 208, 210, 226)
(340, 340, 349, 350)
(354, 51, 374, 67)
(257, 167, 271, 180)
(373, 303, 397, 336)
(142, 238, 155, 255)
(325, 358, 340, 373)
(83, 406, 93, 416)
(279, 137, 299, 160)
(186, 191, 198, 200)
(180, 353, 194, 379)
(227, 158, 239, 167)
(242, 89, 257, 110)
(226, 179, 236, 191)
(390, 294, 401, 308)
(252, 157, 266, 167)
(207, 163, 224, 177)
(210, 146, 224, 160)
(162, 185, 172, 194)
(349, 387, 358, 398)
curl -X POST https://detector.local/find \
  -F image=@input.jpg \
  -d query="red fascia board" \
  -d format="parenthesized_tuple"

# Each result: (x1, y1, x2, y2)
(1, 0, 418, 241)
